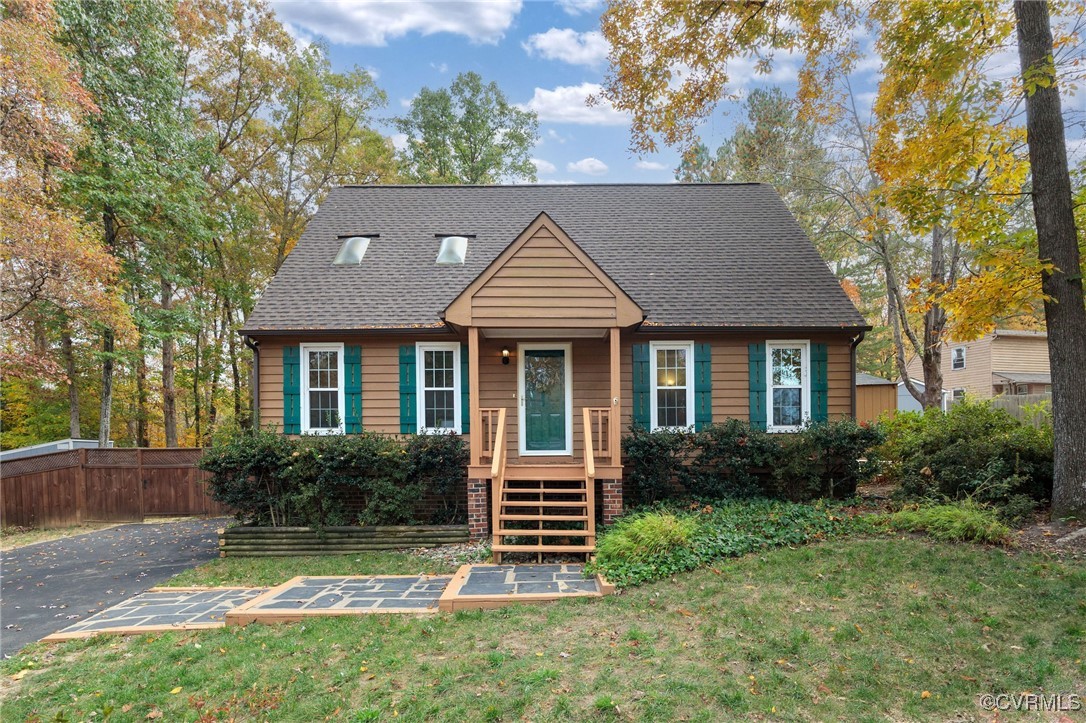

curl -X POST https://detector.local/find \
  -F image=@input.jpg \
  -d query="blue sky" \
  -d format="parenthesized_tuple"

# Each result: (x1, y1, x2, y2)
(269, 1, 1084, 184)
(269, 0, 812, 183)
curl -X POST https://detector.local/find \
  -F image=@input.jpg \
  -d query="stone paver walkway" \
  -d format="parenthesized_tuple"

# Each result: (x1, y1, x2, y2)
(457, 564, 600, 596)
(39, 565, 613, 639)
(43, 587, 264, 641)
(227, 575, 451, 624)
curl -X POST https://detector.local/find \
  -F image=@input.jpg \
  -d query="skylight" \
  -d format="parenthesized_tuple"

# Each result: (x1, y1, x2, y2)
(333, 236, 372, 265)
(436, 236, 468, 265)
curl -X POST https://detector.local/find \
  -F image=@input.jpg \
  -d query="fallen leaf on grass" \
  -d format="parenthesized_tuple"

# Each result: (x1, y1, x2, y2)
(10, 669, 29, 680)
(921, 691, 931, 699)
(146, 711, 163, 719)
(676, 608, 694, 617)
(170, 686, 182, 694)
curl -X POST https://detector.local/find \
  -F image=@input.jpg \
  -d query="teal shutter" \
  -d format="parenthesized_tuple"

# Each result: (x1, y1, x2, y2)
(632, 343, 650, 428)
(345, 345, 362, 433)
(283, 346, 301, 434)
(399, 345, 417, 434)
(748, 343, 767, 431)
(460, 344, 470, 433)
(694, 343, 712, 431)
(811, 342, 828, 422)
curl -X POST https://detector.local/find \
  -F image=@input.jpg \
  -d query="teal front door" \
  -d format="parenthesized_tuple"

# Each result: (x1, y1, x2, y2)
(520, 345, 571, 455)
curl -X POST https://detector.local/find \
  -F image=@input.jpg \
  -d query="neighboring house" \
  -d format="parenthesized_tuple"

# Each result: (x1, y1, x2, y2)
(241, 184, 868, 557)
(904, 329, 1050, 403)
(896, 380, 949, 413)
(855, 373, 896, 423)
(0, 438, 112, 463)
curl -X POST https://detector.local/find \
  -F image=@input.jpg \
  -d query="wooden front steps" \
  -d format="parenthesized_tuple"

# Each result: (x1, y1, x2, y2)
(492, 467, 596, 564)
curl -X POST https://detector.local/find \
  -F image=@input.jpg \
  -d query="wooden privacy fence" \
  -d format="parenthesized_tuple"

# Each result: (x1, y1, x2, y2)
(989, 393, 1052, 429)
(0, 448, 227, 529)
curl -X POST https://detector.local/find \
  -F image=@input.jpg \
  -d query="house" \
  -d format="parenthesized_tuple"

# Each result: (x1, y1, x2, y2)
(241, 184, 868, 558)
(904, 329, 1050, 403)
(896, 380, 949, 413)
(854, 373, 896, 423)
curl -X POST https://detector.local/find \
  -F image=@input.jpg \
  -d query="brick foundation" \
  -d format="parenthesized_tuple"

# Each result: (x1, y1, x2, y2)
(602, 480, 623, 526)
(467, 478, 490, 540)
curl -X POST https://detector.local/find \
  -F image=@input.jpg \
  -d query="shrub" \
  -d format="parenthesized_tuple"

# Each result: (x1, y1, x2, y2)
(199, 429, 296, 526)
(200, 430, 467, 528)
(887, 500, 1011, 545)
(881, 401, 1053, 509)
(595, 510, 697, 563)
(622, 426, 689, 505)
(622, 419, 884, 504)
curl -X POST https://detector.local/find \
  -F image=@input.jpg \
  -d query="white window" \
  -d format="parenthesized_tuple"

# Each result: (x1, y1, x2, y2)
(952, 388, 966, 402)
(650, 341, 695, 431)
(301, 343, 345, 434)
(951, 347, 966, 370)
(417, 342, 461, 434)
(767, 341, 809, 432)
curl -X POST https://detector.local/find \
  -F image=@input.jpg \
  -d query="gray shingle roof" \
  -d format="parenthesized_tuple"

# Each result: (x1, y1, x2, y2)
(242, 184, 866, 332)
(856, 372, 895, 386)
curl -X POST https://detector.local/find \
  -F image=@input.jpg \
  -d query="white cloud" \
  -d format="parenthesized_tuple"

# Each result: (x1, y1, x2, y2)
(567, 157, 609, 175)
(399, 96, 416, 109)
(556, 0, 602, 15)
(363, 65, 381, 81)
(530, 157, 557, 175)
(546, 129, 569, 144)
(390, 133, 409, 151)
(271, 0, 522, 46)
(431, 61, 449, 73)
(635, 160, 668, 171)
(523, 28, 608, 67)
(520, 83, 629, 126)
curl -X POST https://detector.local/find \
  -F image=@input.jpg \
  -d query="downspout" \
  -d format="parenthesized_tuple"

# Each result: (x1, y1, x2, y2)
(849, 330, 866, 419)
(243, 335, 260, 430)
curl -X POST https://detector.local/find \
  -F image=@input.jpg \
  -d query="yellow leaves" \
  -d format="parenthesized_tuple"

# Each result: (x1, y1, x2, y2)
(921, 690, 932, 699)
(170, 686, 183, 694)
(10, 669, 29, 681)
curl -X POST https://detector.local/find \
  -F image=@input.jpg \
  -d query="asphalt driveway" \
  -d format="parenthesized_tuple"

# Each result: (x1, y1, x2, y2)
(1, 518, 228, 657)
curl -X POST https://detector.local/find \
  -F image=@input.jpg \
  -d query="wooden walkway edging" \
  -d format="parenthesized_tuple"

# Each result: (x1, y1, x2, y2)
(219, 525, 470, 557)
(0, 447, 226, 529)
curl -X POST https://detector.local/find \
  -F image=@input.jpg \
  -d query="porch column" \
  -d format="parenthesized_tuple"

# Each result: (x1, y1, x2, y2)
(609, 327, 622, 467)
(468, 326, 481, 466)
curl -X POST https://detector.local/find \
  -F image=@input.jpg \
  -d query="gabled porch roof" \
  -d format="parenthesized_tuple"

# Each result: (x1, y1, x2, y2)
(443, 212, 644, 330)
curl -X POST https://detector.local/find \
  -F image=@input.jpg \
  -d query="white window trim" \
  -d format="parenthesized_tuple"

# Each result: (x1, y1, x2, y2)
(300, 343, 345, 434)
(416, 342, 462, 434)
(951, 346, 966, 370)
(766, 340, 810, 433)
(517, 342, 573, 456)
(649, 341, 696, 432)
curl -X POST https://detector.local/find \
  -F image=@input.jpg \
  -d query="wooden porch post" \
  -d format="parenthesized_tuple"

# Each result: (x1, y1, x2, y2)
(469, 326, 481, 466)
(610, 327, 621, 467)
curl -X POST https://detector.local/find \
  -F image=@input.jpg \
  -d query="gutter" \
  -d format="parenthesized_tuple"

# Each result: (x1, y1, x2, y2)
(849, 329, 867, 420)
(243, 335, 260, 430)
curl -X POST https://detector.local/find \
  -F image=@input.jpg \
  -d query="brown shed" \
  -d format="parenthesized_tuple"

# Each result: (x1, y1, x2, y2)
(855, 373, 897, 424)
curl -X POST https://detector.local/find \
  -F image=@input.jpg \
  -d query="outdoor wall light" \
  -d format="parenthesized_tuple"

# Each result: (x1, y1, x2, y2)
(502, 347, 511, 365)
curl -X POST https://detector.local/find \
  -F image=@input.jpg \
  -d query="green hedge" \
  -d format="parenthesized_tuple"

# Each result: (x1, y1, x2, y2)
(879, 401, 1052, 515)
(622, 418, 884, 506)
(199, 430, 467, 528)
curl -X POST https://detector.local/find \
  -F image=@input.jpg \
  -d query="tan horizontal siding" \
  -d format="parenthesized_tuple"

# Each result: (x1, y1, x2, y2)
(992, 336, 1049, 374)
(857, 384, 896, 424)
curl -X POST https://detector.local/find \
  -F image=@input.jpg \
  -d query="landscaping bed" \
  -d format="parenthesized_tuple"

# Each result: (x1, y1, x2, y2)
(218, 524, 469, 557)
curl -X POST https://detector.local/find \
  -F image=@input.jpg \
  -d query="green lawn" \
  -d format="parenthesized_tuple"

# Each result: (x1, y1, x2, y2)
(3, 538, 1083, 722)
(163, 551, 460, 588)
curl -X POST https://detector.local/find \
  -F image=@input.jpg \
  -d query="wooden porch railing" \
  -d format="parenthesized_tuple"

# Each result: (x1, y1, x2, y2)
(584, 407, 611, 465)
(489, 407, 508, 537)
(479, 408, 503, 463)
(582, 408, 599, 545)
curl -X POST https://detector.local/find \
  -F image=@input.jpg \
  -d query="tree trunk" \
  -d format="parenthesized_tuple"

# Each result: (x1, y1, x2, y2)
(921, 225, 948, 410)
(135, 348, 149, 447)
(1015, 0, 1086, 518)
(161, 277, 178, 447)
(61, 327, 81, 438)
(98, 328, 114, 446)
(98, 209, 117, 448)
